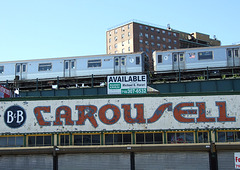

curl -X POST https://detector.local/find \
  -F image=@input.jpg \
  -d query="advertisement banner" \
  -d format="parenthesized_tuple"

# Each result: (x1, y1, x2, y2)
(0, 95, 239, 134)
(107, 75, 147, 94)
(235, 153, 240, 169)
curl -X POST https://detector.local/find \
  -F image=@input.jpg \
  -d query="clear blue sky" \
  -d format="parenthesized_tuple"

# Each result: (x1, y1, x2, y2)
(0, 0, 239, 62)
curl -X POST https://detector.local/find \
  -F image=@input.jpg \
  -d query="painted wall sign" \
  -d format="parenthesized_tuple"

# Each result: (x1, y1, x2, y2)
(235, 153, 240, 169)
(0, 85, 11, 98)
(107, 75, 147, 94)
(0, 95, 239, 134)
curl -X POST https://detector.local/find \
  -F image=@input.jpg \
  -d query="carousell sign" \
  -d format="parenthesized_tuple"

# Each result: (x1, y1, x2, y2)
(235, 153, 240, 169)
(0, 85, 11, 98)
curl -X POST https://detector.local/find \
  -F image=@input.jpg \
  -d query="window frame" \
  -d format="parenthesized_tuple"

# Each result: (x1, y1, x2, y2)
(87, 59, 102, 68)
(28, 135, 52, 147)
(38, 63, 52, 72)
(0, 66, 4, 74)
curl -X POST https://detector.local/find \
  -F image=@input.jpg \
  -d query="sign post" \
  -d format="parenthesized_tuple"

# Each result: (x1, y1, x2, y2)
(0, 85, 11, 98)
(107, 75, 147, 94)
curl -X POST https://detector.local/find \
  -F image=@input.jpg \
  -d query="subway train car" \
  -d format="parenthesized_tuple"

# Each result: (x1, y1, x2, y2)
(153, 45, 240, 72)
(0, 52, 146, 81)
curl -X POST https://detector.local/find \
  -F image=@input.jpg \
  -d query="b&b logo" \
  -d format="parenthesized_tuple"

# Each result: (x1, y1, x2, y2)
(4, 105, 26, 128)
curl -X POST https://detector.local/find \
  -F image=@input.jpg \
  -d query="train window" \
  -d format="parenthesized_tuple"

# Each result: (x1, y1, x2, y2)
(88, 59, 101, 68)
(115, 58, 119, 66)
(105, 133, 131, 145)
(198, 51, 213, 60)
(180, 53, 184, 61)
(197, 131, 209, 143)
(28, 135, 51, 147)
(121, 57, 126, 65)
(158, 55, 162, 63)
(71, 61, 75, 69)
(167, 132, 194, 144)
(22, 64, 27, 72)
(227, 50, 232, 58)
(38, 63, 52, 71)
(235, 49, 239, 57)
(74, 134, 100, 146)
(16, 65, 21, 73)
(60, 134, 70, 146)
(0, 66, 3, 73)
(65, 62, 69, 69)
(173, 53, 177, 62)
(136, 56, 140, 65)
(0, 136, 24, 147)
(136, 132, 163, 144)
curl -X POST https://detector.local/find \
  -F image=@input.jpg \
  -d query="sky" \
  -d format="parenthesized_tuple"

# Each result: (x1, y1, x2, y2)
(0, 0, 239, 62)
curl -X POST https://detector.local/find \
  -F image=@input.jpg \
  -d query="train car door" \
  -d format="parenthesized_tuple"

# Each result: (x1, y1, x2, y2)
(227, 48, 239, 66)
(114, 56, 126, 74)
(172, 52, 185, 70)
(15, 63, 27, 80)
(64, 60, 76, 77)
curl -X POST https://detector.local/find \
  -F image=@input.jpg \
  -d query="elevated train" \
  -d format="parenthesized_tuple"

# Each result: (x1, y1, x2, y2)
(0, 45, 239, 86)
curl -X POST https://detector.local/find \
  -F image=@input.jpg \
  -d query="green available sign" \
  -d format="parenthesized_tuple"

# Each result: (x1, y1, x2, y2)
(109, 83, 121, 89)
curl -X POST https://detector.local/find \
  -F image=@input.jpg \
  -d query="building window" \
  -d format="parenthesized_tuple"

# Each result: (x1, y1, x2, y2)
(217, 131, 240, 142)
(163, 45, 166, 49)
(174, 40, 177, 44)
(109, 38, 111, 43)
(167, 132, 194, 144)
(0, 136, 24, 147)
(105, 133, 131, 145)
(157, 43, 160, 48)
(128, 47, 130, 51)
(151, 35, 154, 39)
(168, 39, 171, 43)
(136, 132, 163, 144)
(109, 45, 111, 50)
(162, 30, 166, 34)
(198, 51, 213, 60)
(145, 33, 148, 38)
(136, 56, 140, 65)
(168, 46, 172, 49)
(88, 59, 102, 68)
(139, 25, 143, 29)
(38, 63, 52, 71)
(122, 41, 125, 46)
(115, 29, 118, 34)
(114, 36, 118, 41)
(128, 32, 130, 36)
(28, 135, 52, 147)
(60, 134, 70, 146)
(128, 24, 130, 29)
(157, 36, 160, 40)
(128, 39, 130, 44)
(151, 28, 154, 32)
(139, 32, 143, 37)
(122, 48, 125, 53)
(145, 41, 149, 45)
(151, 42, 155, 46)
(109, 31, 112, 36)
(163, 38, 166, 41)
(145, 26, 148, 30)
(156, 29, 160, 33)
(168, 32, 172, 36)
(139, 39, 143, 43)
(173, 33, 177, 37)
(114, 44, 117, 48)
(115, 51, 118, 54)
(74, 134, 100, 146)
(121, 34, 124, 39)
(0, 66, 4, 73)
(197, 131, 209, 143)
(158, 55, 162, 63)
(121, 27, 125, 31)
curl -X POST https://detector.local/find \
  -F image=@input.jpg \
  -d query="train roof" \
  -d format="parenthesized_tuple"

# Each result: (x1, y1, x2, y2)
(0, 52, 144, 64)
(154, 44, 240, 53)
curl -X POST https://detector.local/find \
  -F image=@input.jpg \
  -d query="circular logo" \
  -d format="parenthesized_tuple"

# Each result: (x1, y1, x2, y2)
(4, 105, 26, 128)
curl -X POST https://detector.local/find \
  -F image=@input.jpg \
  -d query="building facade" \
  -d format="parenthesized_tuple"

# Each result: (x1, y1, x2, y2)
(106, 21, 221, 70)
